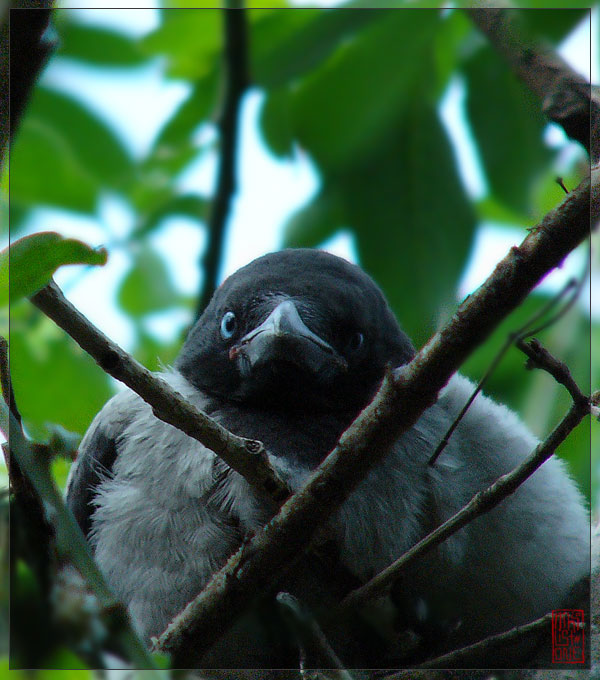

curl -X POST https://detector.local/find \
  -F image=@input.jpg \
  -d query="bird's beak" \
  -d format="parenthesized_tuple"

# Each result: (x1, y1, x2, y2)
(229, 300, 347, 377)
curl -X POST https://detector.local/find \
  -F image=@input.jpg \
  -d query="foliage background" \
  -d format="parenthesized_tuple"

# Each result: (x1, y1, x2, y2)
(3, 2, 597, 673)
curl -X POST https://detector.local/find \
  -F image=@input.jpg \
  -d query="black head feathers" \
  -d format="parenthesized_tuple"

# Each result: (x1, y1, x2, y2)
(176, 249, 414, 413)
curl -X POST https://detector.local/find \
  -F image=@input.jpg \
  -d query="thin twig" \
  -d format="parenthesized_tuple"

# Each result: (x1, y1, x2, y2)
(154, 172, 595, 666)
(467, 6, 600, 162)
(516, 337, 588, 406)
(428, 253, 586, 467)
(195, 1, 249, 318)
(418, 612, 559, 669)
(30, 281, 291, 505)
(340, 398, 589, 612)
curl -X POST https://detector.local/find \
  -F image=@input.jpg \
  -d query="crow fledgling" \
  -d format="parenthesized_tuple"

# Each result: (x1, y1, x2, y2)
(66, 249, 589, 668)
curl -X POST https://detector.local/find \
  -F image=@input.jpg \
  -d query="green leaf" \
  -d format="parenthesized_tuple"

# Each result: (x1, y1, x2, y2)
(341, 101, 476, 346)
(517, 7, 587, 43)
(155, 73, 219, 148)
(26, 87, 134, 187)
(10, 118, 98, 213)
(251, 7, 379, 89)
(117, 246, 180, 317)
(140, 9, 222, 79)
(134, 193, 208, 237)
(9, 312, 113, 438)
(290, 10, 441, 172)
(283, 185, 344, 248)
(259, 88, 294, 158)
(2, 232, 108, 306)
(57, 20, 148, 66)
(463, 46, 554, 214)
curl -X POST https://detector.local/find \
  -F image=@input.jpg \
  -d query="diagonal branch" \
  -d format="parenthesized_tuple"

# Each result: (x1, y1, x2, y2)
(467, 6, 600, 162)
(418, 612, 557, 670)
(153, 170, 597, 665)
(30, 281, 291, 505)
(195, 2, 249, 318)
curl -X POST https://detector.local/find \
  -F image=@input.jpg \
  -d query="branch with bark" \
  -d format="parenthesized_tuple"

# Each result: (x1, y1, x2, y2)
(30, 281, 291, 505)
(153, 169, 596, 665)
(12, 4, 598, 672)
(467, 6, 600, 162)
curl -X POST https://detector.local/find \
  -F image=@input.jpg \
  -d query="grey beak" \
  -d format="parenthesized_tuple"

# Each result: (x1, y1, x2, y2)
(230, 300, 347, 377)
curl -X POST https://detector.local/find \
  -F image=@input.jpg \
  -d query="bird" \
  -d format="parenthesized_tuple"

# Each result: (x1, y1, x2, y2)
(66, 248, 589, 668)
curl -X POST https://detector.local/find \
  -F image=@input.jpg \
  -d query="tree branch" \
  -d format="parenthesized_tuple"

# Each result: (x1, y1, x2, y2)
(154, 171, 596, 665)
(30, 281, 291, 505)
(195, 2, 249, 318)
(418, 612, 557, 669)
(467, 6, 600, 162)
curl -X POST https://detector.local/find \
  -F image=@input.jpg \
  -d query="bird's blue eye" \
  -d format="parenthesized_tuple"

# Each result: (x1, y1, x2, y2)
(220, 311, 237, 340)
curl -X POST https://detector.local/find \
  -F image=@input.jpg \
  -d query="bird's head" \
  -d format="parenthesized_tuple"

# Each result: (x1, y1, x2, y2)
(176, 249, 415, 414)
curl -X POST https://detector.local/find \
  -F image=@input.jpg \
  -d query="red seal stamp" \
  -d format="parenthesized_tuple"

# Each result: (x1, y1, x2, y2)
(552, 609, 585, 664)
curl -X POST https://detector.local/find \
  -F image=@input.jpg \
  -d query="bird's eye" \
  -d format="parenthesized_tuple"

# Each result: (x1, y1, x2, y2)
(220, 311, 237, 340)
(346, 331, 364, 355)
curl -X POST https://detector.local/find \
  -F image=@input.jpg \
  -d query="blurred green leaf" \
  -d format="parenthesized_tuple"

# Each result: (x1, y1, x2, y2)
(10, 119, 98, 213)
(342, 101, 476, 346)
(517, 7, 587, 43)
(463, 46, 554, 214)
(10, 311, 113, 441)
(27, 87, 134, 187)
(141, 9, 222, 79)
(283, 184, 344, 248)
(134, 193, 208, 237)
(432, 10, 472, 95)
(131, 326, 183, 372)
(251, 7, 379, 89)
(155, 74, 219, 148)
(118, 246, 180, 317)
(3, 232, 107, 307)
(260, 88, 294, 158)
(291, 10, 440, 172)
(57, 20, 148, 66)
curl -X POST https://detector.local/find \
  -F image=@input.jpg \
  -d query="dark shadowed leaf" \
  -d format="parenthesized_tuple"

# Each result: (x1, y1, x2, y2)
(463, 46, 554, 214)
(3, 232, 107, 306)
(517, 7, 587, 43)
(251, 7, 380, 89)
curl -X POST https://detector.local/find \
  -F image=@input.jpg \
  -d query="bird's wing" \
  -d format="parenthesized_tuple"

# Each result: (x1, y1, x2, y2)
(66, 390, 143, 538)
